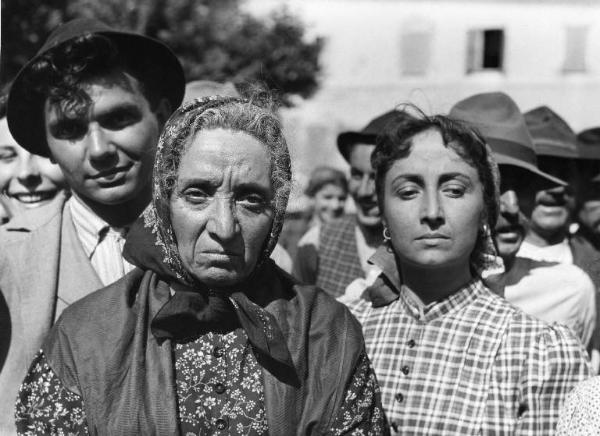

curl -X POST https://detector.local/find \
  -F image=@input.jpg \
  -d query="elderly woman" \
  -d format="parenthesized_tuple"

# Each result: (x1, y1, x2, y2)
(15, 96, 386, 435)
(348, 110, 591, 434)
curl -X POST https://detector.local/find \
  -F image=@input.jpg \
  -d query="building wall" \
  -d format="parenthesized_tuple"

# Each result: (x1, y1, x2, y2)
(246, 0, 600, 207)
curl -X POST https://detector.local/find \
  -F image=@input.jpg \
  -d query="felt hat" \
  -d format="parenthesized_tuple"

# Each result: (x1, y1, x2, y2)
(337, 109, 414, 162)
(577, 128, 600, 161)
(183, 80, 240, 103)
(524, 106, 578, 159)
(449, 92, 566, 187)
(7, 18, 185, 157)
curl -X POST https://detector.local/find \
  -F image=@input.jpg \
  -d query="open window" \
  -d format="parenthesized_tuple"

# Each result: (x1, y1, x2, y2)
(467, 29, 504, 73)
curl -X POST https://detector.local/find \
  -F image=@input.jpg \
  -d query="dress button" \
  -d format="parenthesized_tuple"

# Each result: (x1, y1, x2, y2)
(401, 365, 410, 375)
(215, 418, 228, 430)
(395, 392, 404, 403)
(214, 383, 226, 394)
(407, 339, 416, 348)
(213, 346, 225, 358)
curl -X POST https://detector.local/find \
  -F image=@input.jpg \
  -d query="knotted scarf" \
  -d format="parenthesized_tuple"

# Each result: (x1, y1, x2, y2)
(123, 95, 297, 382)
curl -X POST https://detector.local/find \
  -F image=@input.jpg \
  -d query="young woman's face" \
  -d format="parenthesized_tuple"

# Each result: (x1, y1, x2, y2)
(313, 183, 347, 223)
(382, 129, 484, 270)
(0, 118, 65, 220)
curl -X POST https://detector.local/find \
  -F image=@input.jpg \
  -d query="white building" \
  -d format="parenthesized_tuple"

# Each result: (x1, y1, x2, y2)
(247, 0, 600, 206)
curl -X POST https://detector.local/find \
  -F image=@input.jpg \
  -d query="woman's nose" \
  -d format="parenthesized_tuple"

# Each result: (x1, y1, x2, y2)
(16, 153, 41, 186)
(206, 197, 239, 241)
(421, 192, 444, 225)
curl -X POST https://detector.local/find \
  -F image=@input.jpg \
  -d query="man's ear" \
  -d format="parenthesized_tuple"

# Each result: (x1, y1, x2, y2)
(154, 98, 172, 128)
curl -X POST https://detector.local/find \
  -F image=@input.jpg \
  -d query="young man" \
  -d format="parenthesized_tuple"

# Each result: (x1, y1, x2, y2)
(294, 110, 408, 297)
(0, 18, 184, 431)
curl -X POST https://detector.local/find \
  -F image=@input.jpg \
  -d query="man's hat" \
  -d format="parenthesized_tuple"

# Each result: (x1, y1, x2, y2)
(337, 110, 414, 162)
(524, 106, 578, 158)
(7, 18, 185, 157)
(449, 92, 566, 187)
(577, 128, 600, 161)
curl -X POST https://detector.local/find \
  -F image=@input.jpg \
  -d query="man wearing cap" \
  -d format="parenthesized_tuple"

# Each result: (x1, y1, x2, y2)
(294, 110, 405, 298)
(0, 18, 184, 431)
(573, 128, 600, 273)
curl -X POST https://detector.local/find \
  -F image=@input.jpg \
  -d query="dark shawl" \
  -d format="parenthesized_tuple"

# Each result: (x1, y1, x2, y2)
(42, 252, 366, 435)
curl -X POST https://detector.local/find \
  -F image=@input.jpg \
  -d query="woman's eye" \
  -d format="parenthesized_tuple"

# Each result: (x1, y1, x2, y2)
(443, 184, 466, 198)
(395, 186, 419, 200)
(183, 189, 209, 203)
(238, 194, 267, 211)
(0, 148, 17, 162)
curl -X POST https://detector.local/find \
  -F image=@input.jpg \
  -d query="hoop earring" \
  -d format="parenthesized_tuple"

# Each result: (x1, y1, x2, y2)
(383, 227, 391, 241)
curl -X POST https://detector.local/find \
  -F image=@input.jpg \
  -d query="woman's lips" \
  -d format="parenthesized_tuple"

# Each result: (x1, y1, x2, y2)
(8, 190, 58, 204)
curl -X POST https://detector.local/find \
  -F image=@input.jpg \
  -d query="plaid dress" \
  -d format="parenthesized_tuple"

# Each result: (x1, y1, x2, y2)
(348, 247, 592, 435)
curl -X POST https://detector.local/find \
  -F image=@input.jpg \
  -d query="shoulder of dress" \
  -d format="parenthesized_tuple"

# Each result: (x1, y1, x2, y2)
(54, 268, 147, 333)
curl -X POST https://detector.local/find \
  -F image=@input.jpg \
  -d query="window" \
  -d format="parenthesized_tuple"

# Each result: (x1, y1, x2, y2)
(563, 26, 588, 73)
(401, 30, 432, 76)
(467, 29, 504, 73)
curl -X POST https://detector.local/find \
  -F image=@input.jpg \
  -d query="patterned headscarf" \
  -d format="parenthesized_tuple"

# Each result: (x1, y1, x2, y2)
(142, 95, 292, 285)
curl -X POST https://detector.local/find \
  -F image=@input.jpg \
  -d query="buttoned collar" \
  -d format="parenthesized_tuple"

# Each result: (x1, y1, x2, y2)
(366, 244, 484, 321)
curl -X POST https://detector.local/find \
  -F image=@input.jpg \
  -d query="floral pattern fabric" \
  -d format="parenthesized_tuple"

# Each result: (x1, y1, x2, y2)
(16, 341, 384, 435)
(15, 352, 88, 436)
(174, 328, 268, 435)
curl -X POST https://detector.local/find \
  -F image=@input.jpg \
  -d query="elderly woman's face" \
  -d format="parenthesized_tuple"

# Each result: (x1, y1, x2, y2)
(382, 129, 484, 270)
(170, 128, 275, 289)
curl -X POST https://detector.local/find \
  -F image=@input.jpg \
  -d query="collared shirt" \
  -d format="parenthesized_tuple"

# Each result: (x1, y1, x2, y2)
(348, 246, 592, 435)
(68, 195, 135, 286)
(504, 258, 596, 346)
(518, 239, 574, 264)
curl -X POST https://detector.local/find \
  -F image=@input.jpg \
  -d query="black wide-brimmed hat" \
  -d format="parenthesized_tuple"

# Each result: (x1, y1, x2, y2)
(337, 110, 414, 162)
(524, 106, 578, 159)
(7, 18, 185, 157)
(449, 92, 566, 187)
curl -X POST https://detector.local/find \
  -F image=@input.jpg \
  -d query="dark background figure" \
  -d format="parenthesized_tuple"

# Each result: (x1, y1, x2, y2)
(279, 165, 348, 262)
(294, 110, 412, 298)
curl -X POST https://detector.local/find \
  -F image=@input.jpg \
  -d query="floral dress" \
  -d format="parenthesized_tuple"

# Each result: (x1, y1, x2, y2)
(16, 329, 384, 435)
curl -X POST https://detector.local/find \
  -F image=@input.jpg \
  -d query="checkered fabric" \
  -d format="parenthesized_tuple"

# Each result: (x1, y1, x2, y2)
(349, 277, 592, 435)
(316, 215, 364, 298)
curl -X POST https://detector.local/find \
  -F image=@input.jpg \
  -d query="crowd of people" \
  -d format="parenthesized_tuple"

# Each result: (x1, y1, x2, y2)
(1, 17, 600, 435)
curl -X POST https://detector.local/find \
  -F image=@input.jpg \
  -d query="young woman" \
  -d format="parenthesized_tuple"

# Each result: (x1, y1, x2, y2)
(348, 110, 592, 434)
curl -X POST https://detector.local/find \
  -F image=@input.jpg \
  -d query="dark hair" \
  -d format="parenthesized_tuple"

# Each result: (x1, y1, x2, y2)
(21, 34, 165, 122)
(304, 166, 348, 197)
(0, 84, 9, 120)
(372, 107, 499, 274)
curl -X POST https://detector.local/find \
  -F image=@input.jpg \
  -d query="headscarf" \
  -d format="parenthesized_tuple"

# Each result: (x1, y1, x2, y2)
(143, 95, 291, 285)
(123, 95, 296, 379)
